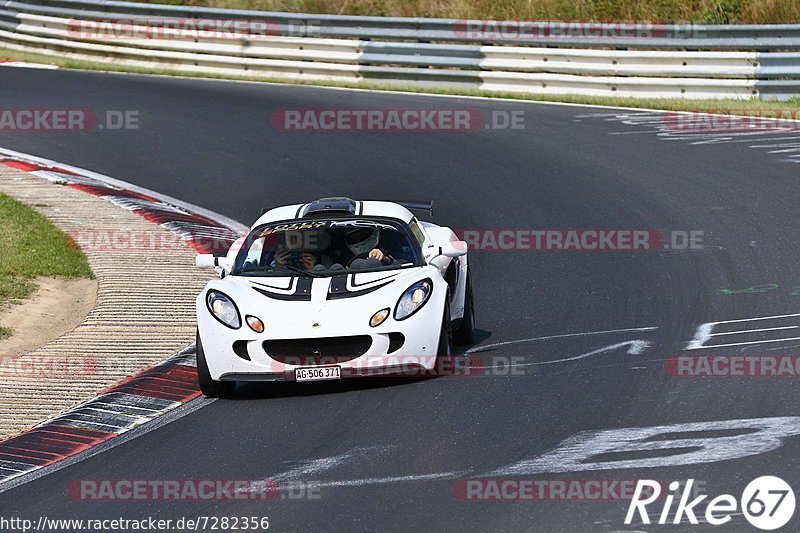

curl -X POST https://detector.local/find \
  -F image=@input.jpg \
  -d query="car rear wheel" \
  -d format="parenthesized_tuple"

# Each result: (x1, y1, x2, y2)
(196, 330, 235, 398)
(454, 270, 476, 345)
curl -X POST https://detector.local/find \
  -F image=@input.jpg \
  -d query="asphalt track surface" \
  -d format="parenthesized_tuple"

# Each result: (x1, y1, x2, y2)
(1, 68, 800, 532)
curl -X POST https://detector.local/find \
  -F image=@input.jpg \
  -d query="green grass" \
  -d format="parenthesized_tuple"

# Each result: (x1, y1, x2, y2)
(129, 0, 800, 24)
(0, 277, 37, 306)
(1, 47, 799, 116)
(0, 193, 93, 337)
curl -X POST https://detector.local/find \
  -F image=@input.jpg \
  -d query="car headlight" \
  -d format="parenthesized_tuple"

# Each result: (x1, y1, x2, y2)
(206, 290, 241, 329)
(394, 279, 432, 321)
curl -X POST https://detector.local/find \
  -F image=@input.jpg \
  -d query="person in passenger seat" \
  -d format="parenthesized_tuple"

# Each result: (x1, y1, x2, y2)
(272, 231, 318, 270)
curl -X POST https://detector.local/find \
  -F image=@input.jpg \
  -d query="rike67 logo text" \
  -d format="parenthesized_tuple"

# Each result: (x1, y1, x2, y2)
(625, 476, 795, 530)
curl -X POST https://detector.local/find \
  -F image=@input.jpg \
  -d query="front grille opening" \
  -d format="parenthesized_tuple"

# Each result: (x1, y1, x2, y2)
(264, 335, 372, 365)
(232, 341, 251, 361)
(388, 333, 405, 354)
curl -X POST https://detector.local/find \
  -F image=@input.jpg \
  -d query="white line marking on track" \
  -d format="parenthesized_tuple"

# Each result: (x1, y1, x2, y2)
(233, 446, 468, 493)
(489, 416, 800, 476)
(291, 471, 469, 489)
(465, 327, 657, 354)
(699, 337, 800, 349)
(235, 471, 469, 494)
(710, 326, 798, 336)
(687, 312, 800, 350)
(267, 446, 393, 482)
(469, 340, 653, 369)
(579, 111, 800, 163)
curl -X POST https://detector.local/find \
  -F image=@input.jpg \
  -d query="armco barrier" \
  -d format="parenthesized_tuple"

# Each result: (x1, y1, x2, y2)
(0, 0, 798, 99)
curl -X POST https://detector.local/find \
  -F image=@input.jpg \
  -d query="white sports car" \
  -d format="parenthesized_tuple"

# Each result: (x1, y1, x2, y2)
(194, 197, 475, 397)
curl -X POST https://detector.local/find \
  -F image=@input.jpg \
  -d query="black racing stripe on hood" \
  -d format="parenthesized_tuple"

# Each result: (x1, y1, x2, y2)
(350, 272, 400, 288)
(252, 276, 313, 301)
(251, 278, 295, 291)
(328, 274, 395, 300)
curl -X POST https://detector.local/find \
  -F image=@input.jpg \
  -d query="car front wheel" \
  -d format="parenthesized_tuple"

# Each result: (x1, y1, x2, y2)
(196, 330, 235, 398)
(435, 300, 454, 375)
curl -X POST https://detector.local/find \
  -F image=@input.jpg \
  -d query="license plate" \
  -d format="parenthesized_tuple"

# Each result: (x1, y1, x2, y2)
(295, 365, 341, 382)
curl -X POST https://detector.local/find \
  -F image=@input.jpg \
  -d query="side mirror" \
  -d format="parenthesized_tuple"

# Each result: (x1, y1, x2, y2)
(441, 240, 468, 258)
(196, 254, 217, 269)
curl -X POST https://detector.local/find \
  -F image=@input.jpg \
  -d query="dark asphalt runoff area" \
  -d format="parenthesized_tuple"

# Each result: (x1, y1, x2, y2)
(0, 68, 799, 531)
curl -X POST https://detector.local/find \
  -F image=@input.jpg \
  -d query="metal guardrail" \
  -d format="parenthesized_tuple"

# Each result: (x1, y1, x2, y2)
(18, 0, 800, 50)
(0, 0, 798, 100)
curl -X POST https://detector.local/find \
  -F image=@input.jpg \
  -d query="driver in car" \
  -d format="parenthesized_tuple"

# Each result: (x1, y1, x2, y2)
(342, 227, 395, 267)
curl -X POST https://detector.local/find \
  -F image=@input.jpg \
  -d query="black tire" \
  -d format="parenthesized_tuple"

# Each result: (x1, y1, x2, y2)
(454, 270, 476, 345)
(435, 300, 454, 376)
(196, 330, 235, 398)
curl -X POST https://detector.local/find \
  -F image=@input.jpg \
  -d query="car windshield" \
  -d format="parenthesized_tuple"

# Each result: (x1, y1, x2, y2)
(232, 218, 423, 277)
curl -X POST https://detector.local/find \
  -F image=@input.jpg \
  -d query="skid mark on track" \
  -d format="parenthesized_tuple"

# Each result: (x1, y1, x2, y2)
(235, 445, 468, 493)
(465, 327, 658, 354)
(302, 471, 468, 489)
(237, 471, 468, 495)
(267, 446, 393, 482)
(469, 340, 653, 369)
(576, 110, 800, 163)
(464, 327, 657, 369)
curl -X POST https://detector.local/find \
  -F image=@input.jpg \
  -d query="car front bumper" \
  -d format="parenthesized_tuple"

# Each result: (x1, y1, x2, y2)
(198, 296, 446, 382)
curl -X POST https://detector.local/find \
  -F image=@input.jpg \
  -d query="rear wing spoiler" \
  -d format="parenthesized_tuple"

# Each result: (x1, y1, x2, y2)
(260, 199, 434, 218)
(398, 200, 434, 217)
